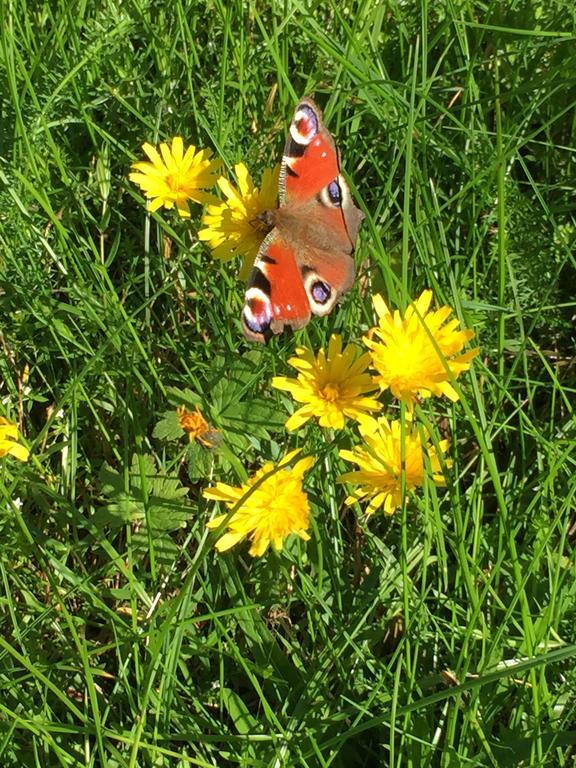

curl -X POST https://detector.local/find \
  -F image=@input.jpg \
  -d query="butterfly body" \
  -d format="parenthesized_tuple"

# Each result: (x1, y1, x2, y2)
(242, 98, 364, 343)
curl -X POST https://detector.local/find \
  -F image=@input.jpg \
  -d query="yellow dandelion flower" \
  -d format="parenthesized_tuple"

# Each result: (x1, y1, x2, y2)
(339, 416, 451, 516)
(198, 162, 280, 278)
(129, 137, 220, 218)
(365, 290, 479, 408)
(272, 334, 381, 432)
(177, 405, 219, 448)
(0, 417, 30, 462)
(203, 450, 314, 557)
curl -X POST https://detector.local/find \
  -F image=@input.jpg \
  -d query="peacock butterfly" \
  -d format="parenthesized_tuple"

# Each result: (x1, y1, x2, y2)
(241, 97, 364, 343)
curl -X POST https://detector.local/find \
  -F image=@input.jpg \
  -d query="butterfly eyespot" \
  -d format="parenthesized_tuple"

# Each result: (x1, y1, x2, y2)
(303, 269, 339, 316)
(242, 288, 272, 338)
(243, 311, 269, 335)
(318, 178, 344, 209)
(327, 180, 342, 205)
(291, 104, 319, 145)
(311, 280, 332, 305)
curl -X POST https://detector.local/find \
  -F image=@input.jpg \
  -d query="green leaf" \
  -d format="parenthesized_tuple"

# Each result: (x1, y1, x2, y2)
(94, 454, 193, 564)
(153, 410, 183, 442)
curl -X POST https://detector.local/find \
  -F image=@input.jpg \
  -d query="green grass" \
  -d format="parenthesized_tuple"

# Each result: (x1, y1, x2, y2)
(1, 0, 576, 765)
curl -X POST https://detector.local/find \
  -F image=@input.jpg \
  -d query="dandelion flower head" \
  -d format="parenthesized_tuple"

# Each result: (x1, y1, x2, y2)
(203, 450, 314, 557)
(272, 334, 381, 432)
(365, 290, 478, 408)
(198, 163, 279, 278)
(129, 137, 220, 218)
(0, 417, 30, 462)
(339, 416, 451, 516)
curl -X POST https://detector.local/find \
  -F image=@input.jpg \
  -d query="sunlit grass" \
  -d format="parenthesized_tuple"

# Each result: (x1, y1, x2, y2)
(1, 1, 575, 766)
